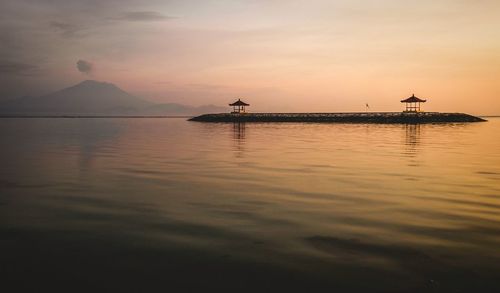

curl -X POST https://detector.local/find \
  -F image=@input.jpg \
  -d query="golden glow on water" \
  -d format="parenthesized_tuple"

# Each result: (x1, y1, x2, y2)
(1, 118, 500, 291)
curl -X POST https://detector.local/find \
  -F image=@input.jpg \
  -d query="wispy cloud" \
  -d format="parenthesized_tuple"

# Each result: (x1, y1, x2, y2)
(112, 11, 174, 22)
(0, 60, 39, 76)
(153, 81, 172, 85)
(185, 83, 227, 91)
(49, 21, 84, 38)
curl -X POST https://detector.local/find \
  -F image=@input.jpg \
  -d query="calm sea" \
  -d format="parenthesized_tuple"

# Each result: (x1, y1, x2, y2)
(1, 118, 500, 292)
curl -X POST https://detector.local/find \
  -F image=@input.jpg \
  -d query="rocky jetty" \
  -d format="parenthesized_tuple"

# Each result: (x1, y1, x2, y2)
(189, 112, 485, 123)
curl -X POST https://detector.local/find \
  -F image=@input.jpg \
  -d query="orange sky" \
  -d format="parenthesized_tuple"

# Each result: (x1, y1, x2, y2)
(1, 0, 499, 114)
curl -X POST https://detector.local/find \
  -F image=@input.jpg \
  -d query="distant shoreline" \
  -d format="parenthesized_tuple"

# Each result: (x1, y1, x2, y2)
(0, 113, 496, 119)
(0, 115, 193, 118)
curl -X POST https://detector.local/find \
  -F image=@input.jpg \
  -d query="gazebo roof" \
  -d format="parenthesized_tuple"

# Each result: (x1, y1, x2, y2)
(401, 94, 426, 103)
(229, 99, 249, 106)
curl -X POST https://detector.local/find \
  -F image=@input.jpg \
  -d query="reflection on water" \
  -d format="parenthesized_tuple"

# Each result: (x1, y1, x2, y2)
(403, 124, 421, 167)
(404, 124, 421, 154)
(232, 122, 246, 157)
(1, 118, 500, 292)
(233, 122, 246, 140)
(76, 119, 122, 172)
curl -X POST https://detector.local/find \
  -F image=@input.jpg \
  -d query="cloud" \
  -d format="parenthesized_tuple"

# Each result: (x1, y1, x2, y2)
(186, 83, 227, 91)
(50, 21, 83, 38)
(0, 60, 39, 76)
(113, 11, 174, 22)
(77, 59, 93, 74)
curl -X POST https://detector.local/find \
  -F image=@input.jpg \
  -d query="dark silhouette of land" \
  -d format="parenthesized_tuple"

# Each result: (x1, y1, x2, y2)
(0, 80, 226, 116)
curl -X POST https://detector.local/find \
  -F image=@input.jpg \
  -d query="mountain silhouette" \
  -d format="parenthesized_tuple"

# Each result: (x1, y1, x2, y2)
(0, 80, 226, 116)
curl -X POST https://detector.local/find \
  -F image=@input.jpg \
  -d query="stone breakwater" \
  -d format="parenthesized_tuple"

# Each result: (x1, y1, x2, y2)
(189, 112, 486, 123)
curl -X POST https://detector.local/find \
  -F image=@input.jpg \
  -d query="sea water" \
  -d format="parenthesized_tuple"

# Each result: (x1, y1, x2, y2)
(1, 118, 499, 292)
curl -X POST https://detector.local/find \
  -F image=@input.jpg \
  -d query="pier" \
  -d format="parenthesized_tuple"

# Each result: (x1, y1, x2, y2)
(189, 95, 485, 123)
(189, 112, 485, 123)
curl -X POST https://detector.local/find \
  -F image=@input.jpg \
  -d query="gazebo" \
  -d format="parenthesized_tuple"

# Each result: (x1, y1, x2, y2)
(401, 94, 426, 112)
(229, 99, 249, 114)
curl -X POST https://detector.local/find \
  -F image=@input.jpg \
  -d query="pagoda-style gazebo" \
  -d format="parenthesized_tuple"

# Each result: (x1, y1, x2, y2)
(229, 98, 249, 114)
(401, 94, 426, 112)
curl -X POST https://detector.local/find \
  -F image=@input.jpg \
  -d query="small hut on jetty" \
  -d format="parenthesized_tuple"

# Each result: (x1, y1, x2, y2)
(401, 94, 426, 112)
(229, 99, 249, 114)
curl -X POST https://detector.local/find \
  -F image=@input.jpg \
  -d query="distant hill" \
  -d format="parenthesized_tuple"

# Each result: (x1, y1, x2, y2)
(0, 80, 227, 116)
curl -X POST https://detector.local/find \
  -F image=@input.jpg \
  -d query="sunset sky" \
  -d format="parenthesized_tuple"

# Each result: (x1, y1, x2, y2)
(1, 0, 499, 114)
